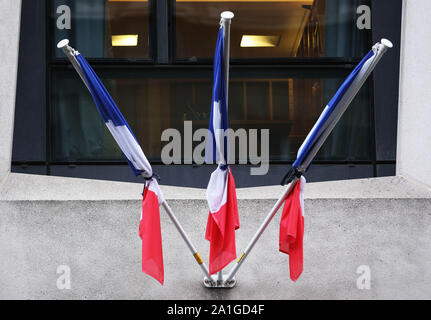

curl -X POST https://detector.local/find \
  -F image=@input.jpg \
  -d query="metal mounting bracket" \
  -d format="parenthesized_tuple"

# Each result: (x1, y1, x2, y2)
(203, 275, 236, 288)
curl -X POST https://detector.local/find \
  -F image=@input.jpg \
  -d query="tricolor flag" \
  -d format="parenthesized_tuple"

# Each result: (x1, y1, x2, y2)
(205, 26, 240, 275)
(279, 40, 393, 281)
(292, 40, 393, 175)
(76, 54, 165, 285)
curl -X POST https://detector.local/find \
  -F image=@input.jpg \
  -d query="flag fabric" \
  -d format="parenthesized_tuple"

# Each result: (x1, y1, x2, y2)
(279, 40, 391, 281)
(205, 28, 229, 166)
(76, 54, 165, 285)
(279, 176, 306, 282)
(293, 41, 390, 173)
(76, 54, 152, 177)
(139, 180, 164, 284)
(205, 26, 240, 275)
(205, 168, 239, 274)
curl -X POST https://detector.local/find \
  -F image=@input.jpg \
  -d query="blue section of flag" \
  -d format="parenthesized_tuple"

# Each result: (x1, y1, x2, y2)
(207, 27, 229, 166)
(76, 54, 143, 176)
(293, 49, 375, 169)
(327, 50, 375, 109)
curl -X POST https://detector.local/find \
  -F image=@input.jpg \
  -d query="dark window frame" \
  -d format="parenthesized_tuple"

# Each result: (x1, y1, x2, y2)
(169, 0, 373, 65)
(44, 0, 385, 177)
(48, 0, 157, 64)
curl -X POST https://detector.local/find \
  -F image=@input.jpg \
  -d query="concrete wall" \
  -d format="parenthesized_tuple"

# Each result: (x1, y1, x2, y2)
(0, 0, 21, 183)
(397, 0, 431, 187)
(1, 199, 430, 300)
(1, 174, 430, 300)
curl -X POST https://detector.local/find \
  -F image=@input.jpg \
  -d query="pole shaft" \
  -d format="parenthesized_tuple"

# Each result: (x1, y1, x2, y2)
(221, 13, 233, 109)
(217, 12, 233, 281)
(162, 201, 214, 281)
(225, 179, 299, 282)
(60, 46, 90, 91)
(299, 41, 391, 172)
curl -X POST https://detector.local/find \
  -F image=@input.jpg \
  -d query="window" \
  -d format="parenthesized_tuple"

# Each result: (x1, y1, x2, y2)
(49, 0, 373, 166)
(174, 0, 368, 60)
(52, 0, 153, 59)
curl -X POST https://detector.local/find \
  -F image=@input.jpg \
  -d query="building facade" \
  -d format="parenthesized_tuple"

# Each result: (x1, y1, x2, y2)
(2, 0, 431, 300)
(11, 0, 402, 187)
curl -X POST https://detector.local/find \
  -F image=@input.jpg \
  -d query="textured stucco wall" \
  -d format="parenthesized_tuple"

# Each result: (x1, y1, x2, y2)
(1, 198, 430, 300)
(0, 0, 21, 182)
(1, 174, 430, 300)
(397, 0, 431, 187)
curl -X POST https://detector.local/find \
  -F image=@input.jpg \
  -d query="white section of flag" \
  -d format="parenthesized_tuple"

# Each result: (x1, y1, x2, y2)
(206, 167, 228, 214)
(212, 100, 226, 165)
(140, 179, 165, 220)
(105, 120, 152, 176)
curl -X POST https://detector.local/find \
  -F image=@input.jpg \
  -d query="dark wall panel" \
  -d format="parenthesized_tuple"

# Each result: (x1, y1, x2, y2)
(49, 164, 374, 188)
(372, 0, 403, 161)
(376, 164, 396, 178)
(12, 0, 46, 162)
(12, 165, 47, 176)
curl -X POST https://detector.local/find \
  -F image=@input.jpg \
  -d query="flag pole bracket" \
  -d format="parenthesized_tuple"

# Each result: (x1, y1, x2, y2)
(203, 276, 236, 288)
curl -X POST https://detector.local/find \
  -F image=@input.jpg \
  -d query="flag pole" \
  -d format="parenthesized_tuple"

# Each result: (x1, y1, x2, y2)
(161, 201, 215, 284)
(224, 38, 393, 285)
(221, 11, 234, 109)
(57, 39, 89, 91)
(216, 11, 234, 284)
(225, 178, 299, 283)
(298, 40, 393, 172)
(58, 39, 216, 286)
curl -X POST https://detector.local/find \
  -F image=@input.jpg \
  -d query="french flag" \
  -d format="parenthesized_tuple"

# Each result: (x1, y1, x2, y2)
(205, 26, 239, 275)
(278, 40, 392, 282)
(76, 54, 165, 285)
(293, 41, 392, 173)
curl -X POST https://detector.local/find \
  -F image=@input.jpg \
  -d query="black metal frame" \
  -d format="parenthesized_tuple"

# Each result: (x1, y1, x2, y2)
(21, 0, 397, 183)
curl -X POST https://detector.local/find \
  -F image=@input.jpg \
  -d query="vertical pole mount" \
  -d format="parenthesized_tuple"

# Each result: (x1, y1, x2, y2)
(210, 11, 235, 288)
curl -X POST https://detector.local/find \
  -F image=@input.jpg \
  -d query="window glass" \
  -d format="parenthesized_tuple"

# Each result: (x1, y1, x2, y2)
(175, 0, 369, 60)
(52, 0, 152, 59)
(51, 68, 371, 162)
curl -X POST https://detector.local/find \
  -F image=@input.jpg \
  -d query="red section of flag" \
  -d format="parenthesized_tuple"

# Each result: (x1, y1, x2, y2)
(205, 171, 240, 275)
(139, 188, 164, 285)
(279, 180, 304, 282)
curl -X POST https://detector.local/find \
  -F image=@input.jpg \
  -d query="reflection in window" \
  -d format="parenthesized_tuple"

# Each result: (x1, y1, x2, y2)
(51, 69, 371, 163)
(175, 0, 369, 60)
(52, 0, 151, 58)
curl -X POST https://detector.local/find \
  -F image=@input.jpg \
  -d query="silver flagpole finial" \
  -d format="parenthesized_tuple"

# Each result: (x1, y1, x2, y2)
(57, 39, 88, 90)
(220, 11, 234, 28)
(57, 39, 69, 49)
(381, 38, 394, 49)
(220, 11, 234, 20)
(57, 39, 79, 56)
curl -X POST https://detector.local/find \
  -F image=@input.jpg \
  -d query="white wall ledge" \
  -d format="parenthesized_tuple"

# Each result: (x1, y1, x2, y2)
(1, 173, 430, 202)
